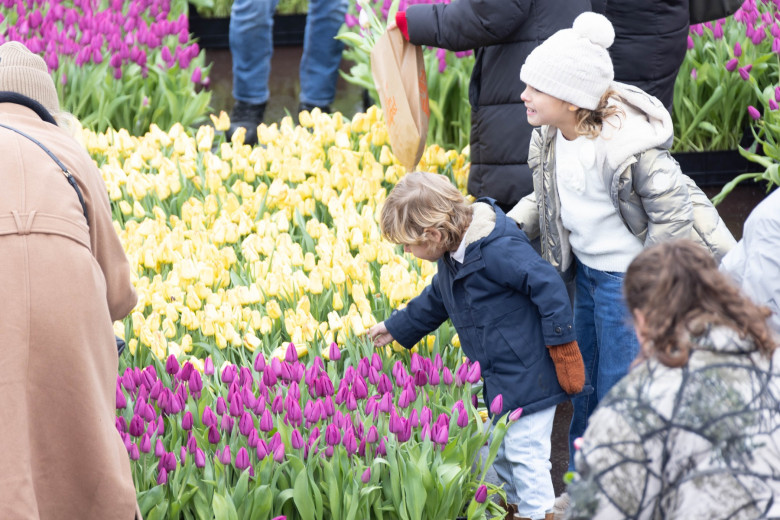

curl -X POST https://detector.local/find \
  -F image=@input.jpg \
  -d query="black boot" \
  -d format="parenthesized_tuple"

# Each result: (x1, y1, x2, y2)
(298, 101, 331, 115)
(226, 100, 266, 145)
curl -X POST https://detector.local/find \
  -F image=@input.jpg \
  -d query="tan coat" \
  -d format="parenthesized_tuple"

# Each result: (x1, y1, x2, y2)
(0, 103, 139, 519)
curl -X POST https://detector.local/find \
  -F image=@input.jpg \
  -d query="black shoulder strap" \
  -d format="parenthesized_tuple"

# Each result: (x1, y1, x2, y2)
(0, 122, 89, 222)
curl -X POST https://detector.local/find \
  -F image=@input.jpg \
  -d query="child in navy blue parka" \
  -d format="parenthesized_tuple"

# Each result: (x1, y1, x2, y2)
(368, 171, 586, 520)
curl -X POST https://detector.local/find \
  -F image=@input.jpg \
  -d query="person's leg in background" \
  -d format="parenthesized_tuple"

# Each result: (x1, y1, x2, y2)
(298, 0, 348, 112)
(228, 0, 279, 144)
(590, 267, 640, 403)
(567, 259, 599, 472)
(493, 406, 557, 520)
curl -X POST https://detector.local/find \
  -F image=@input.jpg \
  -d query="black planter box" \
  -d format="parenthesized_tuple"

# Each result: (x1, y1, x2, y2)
(671, 149, 754, 187)
(188, 11, 307, 49)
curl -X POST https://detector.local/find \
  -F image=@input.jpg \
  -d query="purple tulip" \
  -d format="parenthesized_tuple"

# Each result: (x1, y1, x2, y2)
(195, 448, 206, 468)
(155, 438, 165, 457)
(116, 383, 127, 409)
(202, 406, 217, 427)
(235, 447, 250, 470)
(139, 433, 151, 453)
(366, 425, 379, 443)
(115, 416, 128, 434)
(508, 407, 524, 422)
(129, 443, 140, 461)
(187, 433, 198, 454)
(285, 343, 298, 363)
(239, 411, 254, 436)
(734, 41, 742, 57)
(725, 58, 739, 72)
(208, 425, 221, 444)
(739, 65, 753, 81)
(325, 424, 342, 446)
(475, 485, 487, 503)
(179, 362, 194, 382)
(204, 357, 214, 375)
(748, 105, 762, 120)
(229, 393, 243, 418)
(165, 354, 179, 375)
(221, 364, 237, 384)
(216, 397, 227, 415)
(257, 439, 269, 460)
(457, 408, 469, 428)
(376, 437, 387, 456)
(221, 414, 235, 433)
(182, 411, 193, 430)
(129, 414, 144, 437)
(157, 467, 168, 485)
(218, 445, 231, 465)
(328, 342, 341, 361)
(490, 394, 504, 415)
(343, 429, 358, 455)
(273, 443, 285, 462)
(259, 409, 273, 432)
(466, 362, 482, 383)
(254, 353, 266, 372)
(442, 367, 453, 385)
(361, 468, 371, 483)
(770, 99, 779, 111)
(189, 370, 203, 397)
(291, 429, 305, 449)
(687, 35, 695, 49)
(421, 406, 432, 425)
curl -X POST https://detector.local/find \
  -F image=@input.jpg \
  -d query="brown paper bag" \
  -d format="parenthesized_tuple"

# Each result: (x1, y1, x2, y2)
(370, 26, 430, 172)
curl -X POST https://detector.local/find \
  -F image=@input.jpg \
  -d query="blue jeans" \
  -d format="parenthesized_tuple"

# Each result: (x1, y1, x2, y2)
(492, 406, 556, 519)
(568, 259, 640, 471)
(229, 0, 348, 106)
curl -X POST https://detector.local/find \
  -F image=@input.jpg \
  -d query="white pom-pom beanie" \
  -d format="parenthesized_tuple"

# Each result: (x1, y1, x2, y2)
(520, 12, 615, 110)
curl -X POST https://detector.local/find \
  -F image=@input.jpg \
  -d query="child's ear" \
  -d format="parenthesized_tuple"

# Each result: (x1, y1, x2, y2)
(424, 228, 443, 243)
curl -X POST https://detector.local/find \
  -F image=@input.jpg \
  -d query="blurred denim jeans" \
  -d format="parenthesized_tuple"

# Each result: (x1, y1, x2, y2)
(230, 0, 348, 106)
(568, 258, 640, 471)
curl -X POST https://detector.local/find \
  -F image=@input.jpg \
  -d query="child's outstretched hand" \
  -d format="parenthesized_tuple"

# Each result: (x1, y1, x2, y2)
(368, 321, 395, 347)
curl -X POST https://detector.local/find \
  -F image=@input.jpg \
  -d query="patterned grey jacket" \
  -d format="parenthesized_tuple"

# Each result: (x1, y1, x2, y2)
(568, 325, 780, 519)
(508, 82, 735, 272)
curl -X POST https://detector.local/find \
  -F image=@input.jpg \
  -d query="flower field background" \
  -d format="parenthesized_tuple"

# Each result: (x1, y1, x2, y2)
(2, 0, 777, 518)
(92, 108, 512, 518)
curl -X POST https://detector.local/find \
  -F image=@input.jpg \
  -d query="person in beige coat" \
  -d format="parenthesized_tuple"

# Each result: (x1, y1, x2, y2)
(0, 41, 141, 519)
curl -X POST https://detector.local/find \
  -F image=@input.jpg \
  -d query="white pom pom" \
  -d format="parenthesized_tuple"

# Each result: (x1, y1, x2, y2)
(572, 12, 615, 49)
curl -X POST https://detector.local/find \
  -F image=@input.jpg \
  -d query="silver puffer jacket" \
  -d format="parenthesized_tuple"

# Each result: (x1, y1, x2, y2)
(508, 82, 735, 272)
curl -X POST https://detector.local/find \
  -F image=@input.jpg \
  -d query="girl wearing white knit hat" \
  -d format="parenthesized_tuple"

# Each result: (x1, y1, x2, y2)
(506, 12, 735, 518)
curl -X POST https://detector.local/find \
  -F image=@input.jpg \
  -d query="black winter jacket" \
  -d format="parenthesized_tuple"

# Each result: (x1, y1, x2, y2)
(592, 0, 690, 111)
(384, 199, 581, 417)
(404, 0, 590, 209)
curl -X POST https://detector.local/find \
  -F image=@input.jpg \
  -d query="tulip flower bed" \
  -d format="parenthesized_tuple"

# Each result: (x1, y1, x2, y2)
(0, 0, 211, 134)
(92, 107, 513, 517)
(117, 343, 512, 519)
(672, 0, 780, 153)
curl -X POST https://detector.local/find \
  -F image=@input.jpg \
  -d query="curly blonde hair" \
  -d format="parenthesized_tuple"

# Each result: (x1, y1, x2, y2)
(624, 239, 776, 367)
(380, 171, 472, 251)
(574, 88, 624, 138)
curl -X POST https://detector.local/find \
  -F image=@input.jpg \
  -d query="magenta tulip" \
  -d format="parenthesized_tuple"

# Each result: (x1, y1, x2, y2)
(273, 443, 285, 462)
(204, 357, 214, 375)
(508, 407, 524, 422)
(490, 394, 504, 415)
(165, 354, 179, 375)
(475, 485, 487, 503)
(195, 448, 206, 468)
(328, 342, 341, 361)
(748, 105, 762, 120)
(218, 445, 231, 465)
(361, 468, 371, 483)
(235, 447, 250, 470)
(182, 411, 193, 430)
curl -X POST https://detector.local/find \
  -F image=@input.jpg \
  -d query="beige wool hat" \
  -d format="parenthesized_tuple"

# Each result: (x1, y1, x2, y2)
(0, 41, 60, 113)
(520, 12, 615, 110)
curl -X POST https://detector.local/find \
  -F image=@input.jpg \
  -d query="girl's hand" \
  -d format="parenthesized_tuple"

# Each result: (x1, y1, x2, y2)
(368, 321, 394, 347)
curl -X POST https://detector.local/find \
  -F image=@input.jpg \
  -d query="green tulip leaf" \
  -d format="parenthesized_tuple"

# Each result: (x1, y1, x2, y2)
(293, 469, 316, 520)
(213, 492, 239, 520)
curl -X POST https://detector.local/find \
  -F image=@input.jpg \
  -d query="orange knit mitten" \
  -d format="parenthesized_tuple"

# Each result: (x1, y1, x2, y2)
(546, 340, 585, 394)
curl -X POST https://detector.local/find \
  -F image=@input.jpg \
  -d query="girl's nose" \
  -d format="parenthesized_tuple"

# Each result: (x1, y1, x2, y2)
(520, 87, 530, 102)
